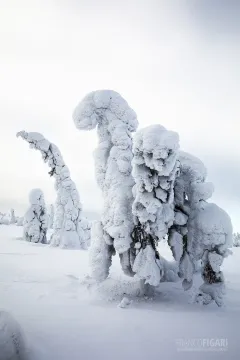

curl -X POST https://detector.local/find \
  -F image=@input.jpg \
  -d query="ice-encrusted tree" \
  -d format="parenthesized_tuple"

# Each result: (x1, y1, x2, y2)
(23, 188, 48, 244)
(73, 90, 138, 278)
(168, 151, 232, 306)
(168, 151, 213, 288)
(17, 131, 88, 249)
(131, 125, 179, 286)
(8, 208, 16, 224)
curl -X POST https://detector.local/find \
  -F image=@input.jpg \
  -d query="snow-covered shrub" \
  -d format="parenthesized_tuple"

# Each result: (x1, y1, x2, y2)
(73, 90, 138, 276)
(17, 131, 88, 249)
(233, 233, 240, 247)
(0, 213, 9, 225)
(0, 209, 16, 225)
(23, 189, 48, 244)
(188, 202, 232, 306)
(48, 204, 54, 229)
(0, 310, 28, 360)
(131, 125, 179, 286)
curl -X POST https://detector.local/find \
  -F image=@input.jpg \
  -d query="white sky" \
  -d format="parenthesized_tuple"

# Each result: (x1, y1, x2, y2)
(0, 0, 239, 229)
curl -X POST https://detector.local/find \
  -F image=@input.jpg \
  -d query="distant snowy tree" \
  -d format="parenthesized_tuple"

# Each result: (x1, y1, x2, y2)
(8, 208, 16, 224)
(131, 125, 179, 286)
(0, 213, 8, 225)
(48, 204, 54, 229)
(78, 216, 91, 248)
(17, 131, 88, 249)
(0, 209, 16, 225)
(73, 90, 138, 278)
(233, 233, 240, 247)
(0, 311, 28, 360)
(23, 189, 48, 244)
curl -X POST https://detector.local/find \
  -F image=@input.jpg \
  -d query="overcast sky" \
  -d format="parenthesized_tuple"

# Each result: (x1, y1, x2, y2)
(0, 0, 239, 229)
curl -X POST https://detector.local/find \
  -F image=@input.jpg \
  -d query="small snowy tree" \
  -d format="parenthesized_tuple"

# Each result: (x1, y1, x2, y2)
(8, 208, 16, 224)
(23, 188, 48, 244)
(73, 90, 138, 278)
(0, 213, 8, 225)
(131, 125, 179, 286)
(17, 131, 88, 249)
(233, 233, 240, 247)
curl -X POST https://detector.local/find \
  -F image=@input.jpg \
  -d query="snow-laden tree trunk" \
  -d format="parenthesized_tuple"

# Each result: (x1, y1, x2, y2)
(73, 90, 138, 278)
(131, 125, 179, 287)
(89, 221, 114, 282)
(0, 311, 28, 360)
(17, 131, 88, 249)
(23, 189, 48, 244)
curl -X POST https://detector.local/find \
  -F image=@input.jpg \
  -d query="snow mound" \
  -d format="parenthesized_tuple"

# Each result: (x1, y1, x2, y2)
(0, 311, 28, 360)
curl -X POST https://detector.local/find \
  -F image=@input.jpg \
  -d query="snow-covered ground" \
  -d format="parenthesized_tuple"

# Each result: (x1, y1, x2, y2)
(0, 225, 239, 359)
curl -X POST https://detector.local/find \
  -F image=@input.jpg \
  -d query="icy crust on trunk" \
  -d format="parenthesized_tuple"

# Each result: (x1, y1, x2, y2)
(73, 90, 138, 262)
(23, 189, 48, 244)
(131, 125, 179, 286)
(17, 131, 88, 249)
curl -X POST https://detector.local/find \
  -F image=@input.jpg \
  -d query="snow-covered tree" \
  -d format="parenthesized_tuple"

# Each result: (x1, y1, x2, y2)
(8, 208, 16, 224)
(131, 125, 179, 286)
(0, 209, 16, 225)
(233, 233, 240, 247)
(73, 90, 138, 277)
(17, 131, 88, 249)
(48, 204, 54, 229)
(0, 213, 8, 225)
(23, 188, 48, 244)
(0, 311, 28, 360)
(168, 151, 232, 306)
(168, 151, 212, 288)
